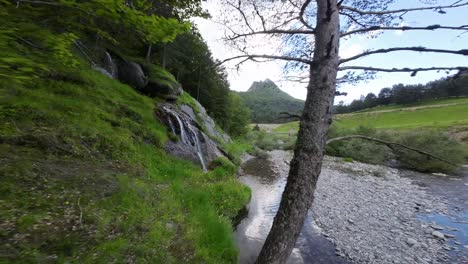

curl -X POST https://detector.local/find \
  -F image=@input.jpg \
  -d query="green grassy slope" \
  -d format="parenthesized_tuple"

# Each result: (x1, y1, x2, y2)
(0, 63, 250, 262)
(275, 98, 468, 132)
(336, 103, 468, 130)
(357, 97, 468, 113)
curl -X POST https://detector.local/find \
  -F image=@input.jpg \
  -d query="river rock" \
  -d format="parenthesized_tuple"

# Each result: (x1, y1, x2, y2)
(406, 238, 418, 246)
(432, 231, 445, 239)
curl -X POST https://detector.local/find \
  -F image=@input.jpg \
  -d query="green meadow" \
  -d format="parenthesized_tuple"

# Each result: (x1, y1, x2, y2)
(275, 97, 468, 132)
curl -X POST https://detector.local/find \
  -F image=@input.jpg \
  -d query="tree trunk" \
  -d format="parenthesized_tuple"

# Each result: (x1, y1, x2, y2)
(146, 43, 152, 63)
(255, 1, 340, 263)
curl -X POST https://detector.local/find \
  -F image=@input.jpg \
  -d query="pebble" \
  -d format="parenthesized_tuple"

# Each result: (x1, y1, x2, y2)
(269, 151, 452, 264)
(406, 238, 417, 246)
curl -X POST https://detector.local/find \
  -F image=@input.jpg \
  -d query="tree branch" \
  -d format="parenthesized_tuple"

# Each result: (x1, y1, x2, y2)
(341, 24, 468, 37)
(299, 0, 314, 30)
(340, 47, 468, 64)
(228, 29, 315, 40)
(340, 2, 468, 15)
(217, 54, 312, 66)
(326, 135, 460, 167)
(228, 0, 255, 33)
(338, 66, 468, 73)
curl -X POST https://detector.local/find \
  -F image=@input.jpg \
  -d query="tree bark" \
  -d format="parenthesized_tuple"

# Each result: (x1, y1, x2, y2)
(255, 0, 340, 263)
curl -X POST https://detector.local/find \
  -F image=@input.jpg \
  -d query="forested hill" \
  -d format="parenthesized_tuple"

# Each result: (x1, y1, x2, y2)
(239, 79, 304, 123)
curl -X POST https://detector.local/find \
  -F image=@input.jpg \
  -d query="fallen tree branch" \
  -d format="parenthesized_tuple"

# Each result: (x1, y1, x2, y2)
(326, 135, 460, 167)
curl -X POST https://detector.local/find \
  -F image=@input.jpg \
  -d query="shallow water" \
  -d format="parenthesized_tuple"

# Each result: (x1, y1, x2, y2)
(402, 167, 468, 262)
(235, 157, 468, 263)
(234, 158, 349, 264)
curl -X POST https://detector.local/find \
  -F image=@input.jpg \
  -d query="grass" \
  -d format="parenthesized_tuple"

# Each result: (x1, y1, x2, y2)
(357, 96, 468, 113)
(273, 98, 468, 164)
(0, 56, 250, 263)
(335, 103, 468, 130)
(275, 98, 468, 132)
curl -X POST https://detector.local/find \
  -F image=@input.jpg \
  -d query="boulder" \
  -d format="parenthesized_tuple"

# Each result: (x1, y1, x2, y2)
(117, 61, 148, 90)
(143, 80, 182, 98)
(142, 64, 182, 98)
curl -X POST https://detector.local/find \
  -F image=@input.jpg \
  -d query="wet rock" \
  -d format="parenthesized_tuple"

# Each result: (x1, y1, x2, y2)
(184, 101, 231, 144)
(157, 104, 227, 171)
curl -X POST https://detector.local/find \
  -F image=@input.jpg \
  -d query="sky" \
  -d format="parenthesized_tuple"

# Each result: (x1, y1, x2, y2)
(192, 1, 468, 104)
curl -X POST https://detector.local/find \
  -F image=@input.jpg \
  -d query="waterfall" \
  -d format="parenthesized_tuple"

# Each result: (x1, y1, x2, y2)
(162, 106, 207, 172)
(104, 52, 117, 78)
(187, 123, 207, 172)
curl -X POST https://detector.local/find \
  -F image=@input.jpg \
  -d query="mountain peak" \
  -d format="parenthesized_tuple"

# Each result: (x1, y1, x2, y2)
(247, 79, 280, 92)
(239, 79, 304, 123)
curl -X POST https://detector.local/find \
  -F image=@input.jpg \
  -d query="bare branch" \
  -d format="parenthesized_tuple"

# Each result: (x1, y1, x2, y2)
(252, 1, 266, 31)
(338, 66, 468, 73)
(228, 1, 255, 33)
(340, 47, 468, 64)
(326, 135, 460, 167)
(228, 29, 315, 40)
(299, 0, 314, 30)
(340, 2, 468, 15)
(341, 24, 468, 37)
(218, 54, 312, 66)
(339, 12, 366, 28)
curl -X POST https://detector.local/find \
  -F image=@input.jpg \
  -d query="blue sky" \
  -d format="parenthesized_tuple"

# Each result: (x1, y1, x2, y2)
(193, 1, 468, 104)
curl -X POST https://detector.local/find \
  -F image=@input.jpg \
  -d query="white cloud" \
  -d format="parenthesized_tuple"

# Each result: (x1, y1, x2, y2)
(340, 43, 365, 59)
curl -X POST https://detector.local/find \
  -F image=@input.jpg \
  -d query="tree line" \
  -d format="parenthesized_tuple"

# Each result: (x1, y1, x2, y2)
(334, 74, 468, 114)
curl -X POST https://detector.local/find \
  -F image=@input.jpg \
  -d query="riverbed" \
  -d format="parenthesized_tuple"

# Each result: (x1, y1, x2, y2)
(234, 151, 467, 264)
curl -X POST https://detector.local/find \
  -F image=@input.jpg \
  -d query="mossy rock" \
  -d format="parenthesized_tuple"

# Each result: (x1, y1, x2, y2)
(142, 64, 181, 98)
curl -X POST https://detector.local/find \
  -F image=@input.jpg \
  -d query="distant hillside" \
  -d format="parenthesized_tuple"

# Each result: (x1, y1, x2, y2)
(239, 79, 304, 123)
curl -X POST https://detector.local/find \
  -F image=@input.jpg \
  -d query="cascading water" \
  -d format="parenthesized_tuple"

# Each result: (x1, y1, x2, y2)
(162, 106, 208, 172)
(103, 52, 117, 78)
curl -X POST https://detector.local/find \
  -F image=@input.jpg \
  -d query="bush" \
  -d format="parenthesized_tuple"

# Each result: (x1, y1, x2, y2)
(395, 130, 463, 173)
(326, 125, 463, 173)
(326, 125, 393, 165)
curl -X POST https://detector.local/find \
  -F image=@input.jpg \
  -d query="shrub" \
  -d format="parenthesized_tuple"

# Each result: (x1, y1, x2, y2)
(395, 130, 463, 173)
(326, 125, 463, 173)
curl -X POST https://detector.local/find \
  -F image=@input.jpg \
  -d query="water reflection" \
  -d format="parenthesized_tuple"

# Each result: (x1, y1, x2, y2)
(234, 158, 348, 264)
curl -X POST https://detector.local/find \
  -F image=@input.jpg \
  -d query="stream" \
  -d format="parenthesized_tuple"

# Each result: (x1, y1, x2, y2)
(233, 156, 349, 264)
(234, 152, 467, 264)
